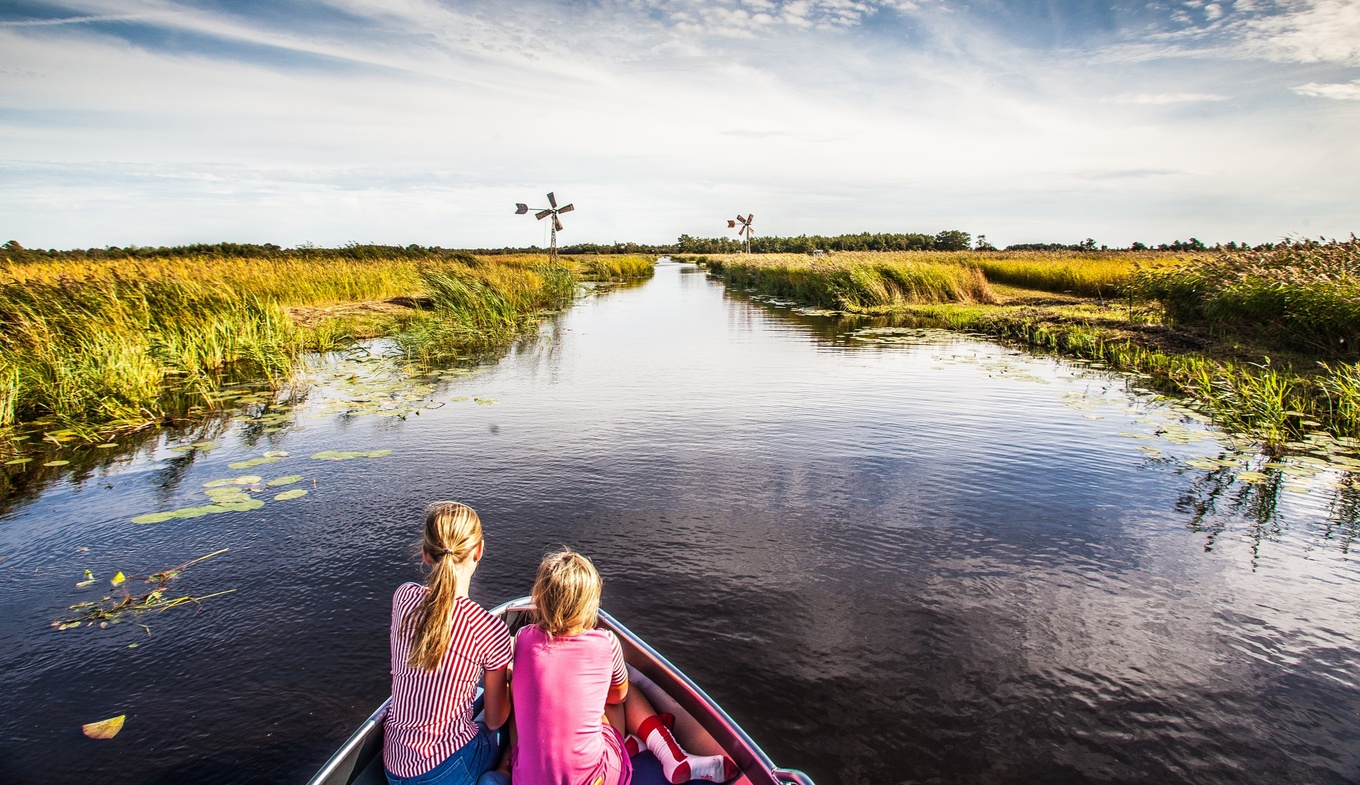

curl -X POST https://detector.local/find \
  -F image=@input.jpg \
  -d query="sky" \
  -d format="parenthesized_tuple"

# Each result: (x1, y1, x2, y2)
(0, 0, 1357, 249)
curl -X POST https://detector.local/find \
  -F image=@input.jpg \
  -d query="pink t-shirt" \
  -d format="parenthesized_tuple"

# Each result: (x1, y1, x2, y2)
(511, 625, 632, 785)
(384, 585, 513, 777)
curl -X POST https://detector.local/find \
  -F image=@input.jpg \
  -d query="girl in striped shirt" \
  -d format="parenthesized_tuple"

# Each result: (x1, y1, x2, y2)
(500, 549, 736, 785)
(384, 502, 513, 785)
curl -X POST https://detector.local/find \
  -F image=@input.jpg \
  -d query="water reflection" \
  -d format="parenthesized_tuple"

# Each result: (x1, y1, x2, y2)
(2, 262, 1359, 785)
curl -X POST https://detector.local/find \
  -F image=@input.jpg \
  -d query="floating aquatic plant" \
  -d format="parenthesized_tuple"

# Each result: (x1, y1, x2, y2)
(54, 548, 233, 631)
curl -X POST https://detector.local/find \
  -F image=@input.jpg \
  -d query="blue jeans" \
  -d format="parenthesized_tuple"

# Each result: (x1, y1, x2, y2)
(386, 722, 503, 785)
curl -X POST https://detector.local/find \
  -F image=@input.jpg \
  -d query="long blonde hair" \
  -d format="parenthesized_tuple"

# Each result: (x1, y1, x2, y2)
(405, 501, 483, 670)
(532, 549, 602, 637)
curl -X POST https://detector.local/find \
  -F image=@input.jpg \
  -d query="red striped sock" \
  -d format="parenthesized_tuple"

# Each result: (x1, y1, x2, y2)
(638, 715, 736, 783)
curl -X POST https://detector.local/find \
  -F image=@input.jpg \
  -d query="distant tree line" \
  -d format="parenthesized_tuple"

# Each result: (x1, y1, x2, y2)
(0, 235, 1302, 263)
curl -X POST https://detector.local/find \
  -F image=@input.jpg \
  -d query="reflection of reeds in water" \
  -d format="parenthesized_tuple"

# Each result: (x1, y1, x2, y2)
(0, 252, 576, 430)
(708, 252, 996, 310)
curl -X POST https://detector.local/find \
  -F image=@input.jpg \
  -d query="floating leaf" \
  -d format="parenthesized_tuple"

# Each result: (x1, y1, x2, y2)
(265, 475, 303, 487)
(1237, 471, 1269, 483)
(366, 450, 391, 458)
(172, 505, 221, 519)
(228, 457, 280, 469)
(205, 488, 250, 503)
(474, 398, 497, 405)
(449, 397, 468, 403)
(82, 715, 125, 739)
(274, 489, 308, 501)
(111, 571, 125, 586)
(76, 579, 95, 588)
(4, 458, 32, 465)
(310, 450, 340, 460)
(202, 479, 235, 488)
(43, 460, 70, 467)
(132, 511, 178, 525)
(262, 450, 289, 458)
(1185, 459, 1221, 471)
(96, 443, 119, 449)
(191, 441, 217, 448)
(233, 475, 263, 485)
(218, 498, 265, 512)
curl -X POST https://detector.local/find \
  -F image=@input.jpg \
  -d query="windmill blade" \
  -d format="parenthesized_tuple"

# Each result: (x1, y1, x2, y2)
(727, 220, 736, 228)
(747, 213, 754, 224)
(737, 215, 750, 227)
(558, 204, 574, 214)
(515, 203, 529, 215)
(547, 192, 558, 208)
(535, 209, 553, 220)
(553, 215, 564, 232)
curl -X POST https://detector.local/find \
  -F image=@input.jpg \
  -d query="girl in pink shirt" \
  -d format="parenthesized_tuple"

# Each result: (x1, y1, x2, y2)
(499, 549, 736, 785)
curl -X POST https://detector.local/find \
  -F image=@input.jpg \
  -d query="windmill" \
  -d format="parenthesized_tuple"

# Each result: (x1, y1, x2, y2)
(727, 213, 754, 253)
(515, 192, 574, 259)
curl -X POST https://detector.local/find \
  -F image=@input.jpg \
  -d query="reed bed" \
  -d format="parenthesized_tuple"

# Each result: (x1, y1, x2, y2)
(1131, 238, 1360, 354)
(964, 251, 1197, 299)
(0, 252, 576, 430)
(906, 304, 1360, 445)
(708, 252, 995, 310)
(569, 255, 656, 282)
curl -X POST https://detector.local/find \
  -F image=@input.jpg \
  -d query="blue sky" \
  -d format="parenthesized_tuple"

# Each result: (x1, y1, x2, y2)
(0, 0, 1357, 248)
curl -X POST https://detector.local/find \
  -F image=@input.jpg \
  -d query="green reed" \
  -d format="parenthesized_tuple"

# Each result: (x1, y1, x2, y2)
(571, 255, 656, 282)
(1132, 238, 1360, 354)
(0, 252, 579, 431)
(709, 252, 995, 310)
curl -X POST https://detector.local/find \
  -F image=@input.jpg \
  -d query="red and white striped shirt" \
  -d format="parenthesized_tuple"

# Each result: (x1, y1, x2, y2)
(383, 584, 512, 778)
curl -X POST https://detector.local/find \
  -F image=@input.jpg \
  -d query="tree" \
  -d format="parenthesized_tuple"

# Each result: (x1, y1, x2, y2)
(934, 230, 971, 251)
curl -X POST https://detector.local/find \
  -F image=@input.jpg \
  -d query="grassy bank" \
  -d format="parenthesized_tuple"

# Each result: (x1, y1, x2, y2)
(0, 251, 582, 432)
(701, 245, 1360, 445)
(705, 252, 995, 310)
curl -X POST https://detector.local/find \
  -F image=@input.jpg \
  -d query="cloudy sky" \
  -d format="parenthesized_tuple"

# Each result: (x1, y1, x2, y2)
(1, 0, 1357, 249)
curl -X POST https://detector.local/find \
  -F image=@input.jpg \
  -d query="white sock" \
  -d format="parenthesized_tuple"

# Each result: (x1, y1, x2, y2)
(639, 715, 733, 784)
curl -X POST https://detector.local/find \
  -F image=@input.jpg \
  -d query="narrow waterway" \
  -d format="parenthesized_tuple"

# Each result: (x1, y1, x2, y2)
(2, 261, 1359, 785)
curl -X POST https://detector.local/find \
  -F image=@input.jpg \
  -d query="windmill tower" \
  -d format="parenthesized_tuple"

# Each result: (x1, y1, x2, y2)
(727, 214, 754, 254)
(515, 192, 575, 260)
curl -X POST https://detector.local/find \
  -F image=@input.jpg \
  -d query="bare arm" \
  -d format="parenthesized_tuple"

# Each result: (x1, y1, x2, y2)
(483, 666, 511, 730)
(606, 677, 629, 705)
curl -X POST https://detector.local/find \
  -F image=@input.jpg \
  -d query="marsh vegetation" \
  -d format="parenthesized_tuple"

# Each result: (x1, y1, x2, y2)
(696, 240, 1360, 445)
(0, 247, 654, 433)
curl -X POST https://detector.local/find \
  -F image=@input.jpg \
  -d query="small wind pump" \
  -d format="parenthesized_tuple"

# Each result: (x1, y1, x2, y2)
(515, 192, 575, 259)
(727, 214, 754, 253)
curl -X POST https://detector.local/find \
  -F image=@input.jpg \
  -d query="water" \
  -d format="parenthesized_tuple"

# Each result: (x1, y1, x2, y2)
(3, 262, 1359, 785)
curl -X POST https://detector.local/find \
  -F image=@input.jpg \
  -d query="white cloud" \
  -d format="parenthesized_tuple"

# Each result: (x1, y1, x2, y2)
(1292, 79, 1360, 100)
(1102, 92, 1231, 104)
(1239, 0, 1360, 66)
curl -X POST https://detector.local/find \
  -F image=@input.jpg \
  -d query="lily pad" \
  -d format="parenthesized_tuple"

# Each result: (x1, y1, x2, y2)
(202, 478, 235, 488)
(262, 450, 289, 458)
(205, 488, 250, 503)
(172, 505, 220, 519)
(265, 475, 303, 487)
(274, 489, 308, 501)
(228, 457, 280, 469)
(218, 498, 265, 512)
(4, 458, 32, 465)
(1237, 470, 1269, 483)
(43, 460, 70, 467)
(474, 398, 497, 405)
(82, 714, 125, 739)
(132, 511, 178, 525)
(366, 450, 391, 458)
(1186, 459, 1222, 471)
(232, 475, 264, 485)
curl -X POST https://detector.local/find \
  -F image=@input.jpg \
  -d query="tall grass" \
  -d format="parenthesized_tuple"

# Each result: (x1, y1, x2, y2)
(709, 252, 995, 310)
(1132, 238, 1360, 354)
(965, 251, 1196, 299)
(0, 252, 578, 430)
(396, 257, 578, 363)
(570, 255, 656, 282)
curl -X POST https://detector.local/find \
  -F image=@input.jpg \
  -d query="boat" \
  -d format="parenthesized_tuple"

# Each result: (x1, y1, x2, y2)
(307, 597, 815, 785)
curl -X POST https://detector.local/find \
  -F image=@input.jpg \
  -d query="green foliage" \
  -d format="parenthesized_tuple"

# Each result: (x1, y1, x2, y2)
(1132, 238, 1360, 354)
(709, 253, 995, 310)
(571, 255, 656, 281)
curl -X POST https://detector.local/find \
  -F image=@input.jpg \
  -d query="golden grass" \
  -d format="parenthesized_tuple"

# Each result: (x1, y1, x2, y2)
(706, 252, 995, 310)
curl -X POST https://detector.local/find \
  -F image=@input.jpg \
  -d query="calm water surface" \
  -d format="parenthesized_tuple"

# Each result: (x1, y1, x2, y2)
(2, 262, 1359, 785)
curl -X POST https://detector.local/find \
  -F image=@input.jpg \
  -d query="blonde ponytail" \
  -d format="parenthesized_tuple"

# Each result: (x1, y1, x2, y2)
(406, 501, 483, 670)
